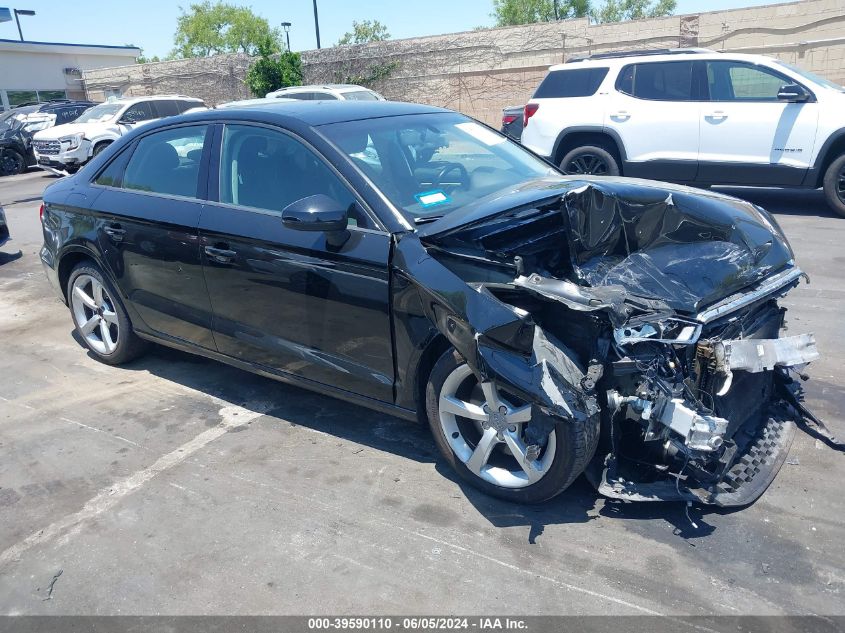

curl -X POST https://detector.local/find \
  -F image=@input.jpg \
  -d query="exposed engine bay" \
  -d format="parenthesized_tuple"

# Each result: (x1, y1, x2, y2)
(405, 177, 831, 506)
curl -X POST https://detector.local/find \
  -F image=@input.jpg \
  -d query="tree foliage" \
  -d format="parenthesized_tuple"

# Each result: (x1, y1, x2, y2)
(173, 1, 282, 58)
(594, 0, 676, 22)
(492, 0, 675, 25)
(493, 0, 591, 26)
(245, 36, 303, 97)
(337, 20, 391, 46)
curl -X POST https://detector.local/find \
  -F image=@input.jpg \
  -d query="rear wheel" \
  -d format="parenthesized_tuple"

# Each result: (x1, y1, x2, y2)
(67, 262, 148, 365)
(559, 145, 619, 177)
(425, 348, 599, 503)
(823, 153, 845, 218)
(0, 149, 25, 176)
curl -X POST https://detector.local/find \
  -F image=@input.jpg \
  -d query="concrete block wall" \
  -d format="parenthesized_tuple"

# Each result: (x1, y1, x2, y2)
(82, 0, 845, 126)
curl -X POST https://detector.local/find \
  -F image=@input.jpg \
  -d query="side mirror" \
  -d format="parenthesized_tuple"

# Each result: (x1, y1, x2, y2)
(282, 195, 350, 246)
(777, 84, 810, 102)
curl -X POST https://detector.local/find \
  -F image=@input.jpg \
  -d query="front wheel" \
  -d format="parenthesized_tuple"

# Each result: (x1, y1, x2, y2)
(0, 149, 25, 176)
(823, 154, 845, 218)
(559, 145, 620, 177)
(425, 349, 599, 503)
(67, 262, 148, 365)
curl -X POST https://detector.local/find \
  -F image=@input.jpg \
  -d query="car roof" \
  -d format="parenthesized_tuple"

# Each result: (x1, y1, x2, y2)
(109, 94, 204, 105)
(549, 50, 775, 71)
(176, 100, 449, 127)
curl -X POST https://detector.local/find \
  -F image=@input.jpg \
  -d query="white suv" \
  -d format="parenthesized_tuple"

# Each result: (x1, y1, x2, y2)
(265, 84, 385, 102)
(520, 48, 845, 216)
(32, 95, 205, 174)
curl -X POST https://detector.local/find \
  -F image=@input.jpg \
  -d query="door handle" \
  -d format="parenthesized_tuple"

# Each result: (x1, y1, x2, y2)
(103, 223, 125, 242)
(610, 111, 631, 120)
(705, 111, 728, 121)
(204, 245, 237, 264)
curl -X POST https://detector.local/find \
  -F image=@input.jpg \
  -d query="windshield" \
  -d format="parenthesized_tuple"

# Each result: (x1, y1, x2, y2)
(320, 112, 555, 221)
(74, 103, 122, 123)
(775, 61, 844, 91)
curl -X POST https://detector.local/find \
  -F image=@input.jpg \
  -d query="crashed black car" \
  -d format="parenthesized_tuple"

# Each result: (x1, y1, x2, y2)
(40, 101, 822, 505)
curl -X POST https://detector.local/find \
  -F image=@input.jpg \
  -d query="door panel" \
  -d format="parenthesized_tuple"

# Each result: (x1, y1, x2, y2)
(605, 61, 700, 180)
(200, 123, 394, 402)
(698, 61, 819, 184)
(91, 124, 215, 348)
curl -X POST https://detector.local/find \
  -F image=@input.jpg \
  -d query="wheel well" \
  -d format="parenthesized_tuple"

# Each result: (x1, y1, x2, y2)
(92, 140, 112, 154)
(554, 131, 623, 173)
(816, 135, 845, 188)
(57, 252, 95, 302)
(414, 333, 452, 425)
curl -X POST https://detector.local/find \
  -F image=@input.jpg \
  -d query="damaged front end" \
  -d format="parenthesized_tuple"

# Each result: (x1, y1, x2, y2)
(407, 177, 825, 506)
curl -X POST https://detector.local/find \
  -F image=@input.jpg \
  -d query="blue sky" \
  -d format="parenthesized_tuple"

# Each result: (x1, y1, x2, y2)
(0, 0, 794, 59)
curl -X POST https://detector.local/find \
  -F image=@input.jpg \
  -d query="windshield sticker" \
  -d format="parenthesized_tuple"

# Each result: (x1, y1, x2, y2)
(415, 190, 451, 207)
(455, 121, 506, 146)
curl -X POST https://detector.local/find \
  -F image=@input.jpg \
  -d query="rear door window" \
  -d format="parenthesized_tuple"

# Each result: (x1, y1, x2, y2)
(533, 68, 609, 98)
(154, 100, 181, 117)
(617, 61, 694, 101)
(122, 125, 209, 198)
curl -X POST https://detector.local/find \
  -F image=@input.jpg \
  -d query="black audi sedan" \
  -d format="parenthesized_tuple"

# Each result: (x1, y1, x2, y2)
(40, 101, 821, 505)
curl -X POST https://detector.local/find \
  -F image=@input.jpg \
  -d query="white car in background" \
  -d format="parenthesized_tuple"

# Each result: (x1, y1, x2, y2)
(32, 95, 205, 174)
(266, 84, 385, 102)
(520, 48, 845, 216)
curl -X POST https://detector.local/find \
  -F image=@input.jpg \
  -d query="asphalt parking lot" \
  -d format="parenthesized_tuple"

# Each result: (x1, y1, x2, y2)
(1, 169, 844, 616)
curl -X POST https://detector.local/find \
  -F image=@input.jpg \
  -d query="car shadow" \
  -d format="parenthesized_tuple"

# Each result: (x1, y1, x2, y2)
(71, 329, 738, 536)
(715, 186, 836, 218)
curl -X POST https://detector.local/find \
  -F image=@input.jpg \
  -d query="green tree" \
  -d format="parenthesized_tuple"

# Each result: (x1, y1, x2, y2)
(337, 20, 391, 45)
(245, 36, 303, 97)
(493, 0, 591, 26)
(594, 0, 676, 22)
(172, 1, 282, 58)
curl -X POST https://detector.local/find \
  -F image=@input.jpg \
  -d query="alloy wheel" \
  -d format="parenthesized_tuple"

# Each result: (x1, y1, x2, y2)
(70, 274, 119, 355)
(437, 364, 556, 488)
(563, 153, 609, 175)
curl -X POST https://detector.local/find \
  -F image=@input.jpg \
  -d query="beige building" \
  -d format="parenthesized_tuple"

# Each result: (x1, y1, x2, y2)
(0, 39, 139, 111)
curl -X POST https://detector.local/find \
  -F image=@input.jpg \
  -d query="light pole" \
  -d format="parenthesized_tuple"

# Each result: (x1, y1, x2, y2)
(14, 9, 35, 41)
(312, 0, 321, 49)
(281, 21, 291, 51)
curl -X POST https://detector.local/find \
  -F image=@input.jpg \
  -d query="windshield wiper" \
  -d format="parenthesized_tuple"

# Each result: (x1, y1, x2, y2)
(414, 215, 443, 225)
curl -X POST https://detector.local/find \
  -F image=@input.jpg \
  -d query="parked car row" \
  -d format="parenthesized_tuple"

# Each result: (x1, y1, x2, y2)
(0, 100, 97, 176)
(32, 95, 206, 175)
(504, 48, 845, 216)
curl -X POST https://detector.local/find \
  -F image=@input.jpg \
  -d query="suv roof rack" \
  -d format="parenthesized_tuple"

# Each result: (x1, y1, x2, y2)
(566, 47, 714, 63)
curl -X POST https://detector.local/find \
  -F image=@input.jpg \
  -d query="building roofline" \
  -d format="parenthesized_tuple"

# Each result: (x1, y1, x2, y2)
(0, 39, 140, 53)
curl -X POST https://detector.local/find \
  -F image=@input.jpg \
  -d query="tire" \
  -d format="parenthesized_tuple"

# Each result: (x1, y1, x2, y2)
(559, 145, 620, 177)
(67, 262, 148, 365)
(425, 348, 599, 504)
(92, 142, 111, 158)
(0, 149, 25, 177)
(822, 153, 845, 218)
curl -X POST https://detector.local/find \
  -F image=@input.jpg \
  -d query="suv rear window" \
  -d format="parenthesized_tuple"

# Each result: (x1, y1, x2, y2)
(617, 61, 694, 101)
(533, 68, 609, 99)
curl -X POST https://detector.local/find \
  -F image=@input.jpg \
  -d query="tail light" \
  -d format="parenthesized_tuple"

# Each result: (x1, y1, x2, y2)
(39, 202, 45, 223)
(502, 113, 518, 126)
(523, 103, 539, 128)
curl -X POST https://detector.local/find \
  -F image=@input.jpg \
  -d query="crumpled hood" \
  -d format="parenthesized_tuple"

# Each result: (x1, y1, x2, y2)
(421, 177, 794, 314)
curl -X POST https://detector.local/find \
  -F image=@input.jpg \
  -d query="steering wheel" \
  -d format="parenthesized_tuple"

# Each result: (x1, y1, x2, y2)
(433, 162, 470, 190)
